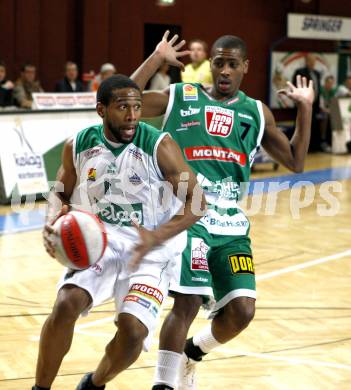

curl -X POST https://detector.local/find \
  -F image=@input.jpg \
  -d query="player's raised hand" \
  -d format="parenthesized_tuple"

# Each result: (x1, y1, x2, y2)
(155, 30, 191, 71)
(129, 221, 159, 271)
(278, 75, 314, 105)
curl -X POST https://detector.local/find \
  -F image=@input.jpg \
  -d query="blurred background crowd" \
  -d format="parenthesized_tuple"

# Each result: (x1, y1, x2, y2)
(1, 37, 350, 154)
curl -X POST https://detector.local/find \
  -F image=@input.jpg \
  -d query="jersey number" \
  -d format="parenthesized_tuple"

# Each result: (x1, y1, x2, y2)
(240, 121, 251, 140)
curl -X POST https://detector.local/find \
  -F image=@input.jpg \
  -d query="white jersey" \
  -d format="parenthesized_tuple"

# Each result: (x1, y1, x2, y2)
(70, 122, 175, 238)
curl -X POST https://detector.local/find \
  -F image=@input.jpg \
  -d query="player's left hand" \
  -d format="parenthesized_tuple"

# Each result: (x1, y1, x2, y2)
(129, 222, 159, 270)
(278, 75, 314, 105)
(155, 30, 191, 71)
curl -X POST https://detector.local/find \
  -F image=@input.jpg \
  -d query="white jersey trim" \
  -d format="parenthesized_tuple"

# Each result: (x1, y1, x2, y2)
(162, 83, 176, 130)
(153, 132, 169, 180)
(72, 136, 77, 169)
(249, 100, 265, 167)
(209, 288, 257, 319)
(169, 284, 214, 297)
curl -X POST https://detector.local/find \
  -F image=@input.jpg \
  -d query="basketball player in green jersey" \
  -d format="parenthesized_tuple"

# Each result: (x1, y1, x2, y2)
(131, 32, 314, 389)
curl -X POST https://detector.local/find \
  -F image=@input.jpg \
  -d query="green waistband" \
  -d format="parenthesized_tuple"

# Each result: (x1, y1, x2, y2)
(207, 203, 240, 216)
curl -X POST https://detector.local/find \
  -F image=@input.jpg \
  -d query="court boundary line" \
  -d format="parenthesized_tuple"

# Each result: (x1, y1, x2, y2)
(256, 249, 351, 281)
(217, 348, 351, 371)
(2, 347, 351, 383)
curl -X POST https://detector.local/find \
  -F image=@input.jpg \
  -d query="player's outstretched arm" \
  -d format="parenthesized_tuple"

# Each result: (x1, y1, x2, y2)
(129, 135, 207, 269)
(130, 30, 190, 117)
(43, 139, 77, 257)
(261, 75, 313, 173)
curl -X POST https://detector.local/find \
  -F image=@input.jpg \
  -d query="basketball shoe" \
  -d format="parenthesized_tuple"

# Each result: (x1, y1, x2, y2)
(76, 372, 105, 390)
(177, 352, 199, 390)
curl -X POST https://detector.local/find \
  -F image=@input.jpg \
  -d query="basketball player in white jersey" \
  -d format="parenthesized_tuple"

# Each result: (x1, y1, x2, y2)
(32, 74, 205, 390)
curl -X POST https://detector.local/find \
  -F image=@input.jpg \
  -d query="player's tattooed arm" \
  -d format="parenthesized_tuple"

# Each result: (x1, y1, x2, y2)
(261, 75, 313, 173)
(131, 30, 190, 117)
(129, 135, 207, 269)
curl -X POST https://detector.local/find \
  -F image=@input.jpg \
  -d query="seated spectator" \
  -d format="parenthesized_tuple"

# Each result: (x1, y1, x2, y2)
(55, 61, 85, 92)
(182, 39, 212, 87)
(335, 75, 351, 97)
(320, 75, 337, 111)
(90, 63, 116, 91)
(320, 75, 336, 152)
(149, 63, 171, 90)
(0, 61, 14, 107)
(292, 53, 321, 152)
(13, 63, 43, 109)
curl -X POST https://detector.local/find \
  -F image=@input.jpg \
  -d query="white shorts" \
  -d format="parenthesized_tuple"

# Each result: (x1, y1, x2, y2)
(58, 232, 173, 351)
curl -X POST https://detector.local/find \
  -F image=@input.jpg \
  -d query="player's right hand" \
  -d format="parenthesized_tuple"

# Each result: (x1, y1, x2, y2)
(155, 30, 191, 71)
(278, 75, 314, 106)
(43, 205, 70, 258)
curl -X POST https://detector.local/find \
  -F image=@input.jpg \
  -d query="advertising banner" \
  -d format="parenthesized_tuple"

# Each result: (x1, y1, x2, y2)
(32, 92, 96, 110)
(0, 110, 100, 202)
(288, 13, 351, 41)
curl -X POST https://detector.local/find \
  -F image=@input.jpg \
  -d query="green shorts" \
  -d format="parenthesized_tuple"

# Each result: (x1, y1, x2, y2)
(170, 223, 256, 313)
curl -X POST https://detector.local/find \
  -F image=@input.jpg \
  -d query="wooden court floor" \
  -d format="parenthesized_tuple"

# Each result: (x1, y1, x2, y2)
(1, 153, 351, 389)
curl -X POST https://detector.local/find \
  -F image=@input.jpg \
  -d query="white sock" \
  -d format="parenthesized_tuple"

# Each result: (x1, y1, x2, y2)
(192, 325, 222, 354)
(154, 350, 182, 388)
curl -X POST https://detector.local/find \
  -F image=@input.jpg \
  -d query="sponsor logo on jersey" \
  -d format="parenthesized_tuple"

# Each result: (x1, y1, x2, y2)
(228, 254, 255, 275)
(204, 216, 249, 229)
(128, 283, 164, 305)
(226, 97, 240, 105)
(181, 121, 200, 128)
(129, 172, 142, 185)
(180, 105, 201, 117)
(175, 127, 189, 132)
(205, 106, 234, 137)
(197, 173, 242, 201)
(97, 202, 143, 226)
(85, 147, 102, 159)
(91, 262, 103, 274)
(191, 276, 209, 282)
(87, 168, 96, 181)
(107, 162, 116, 174)
(124, 294, 151, 309)
(238, 112, 253, 120)
(150, 305, 159, 318)
(183, 84, 198, 101)
(184, 146, 247, 166)
(175, 120, 200, 132)
(191, 238, 209, 271)
(128, 147, 142, 161)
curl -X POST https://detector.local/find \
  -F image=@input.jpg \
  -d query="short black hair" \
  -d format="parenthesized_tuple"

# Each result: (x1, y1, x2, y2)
(65, 61, 77, 71)
(97, 74, 141, 106)
(21, 62, 35, 72)
(189, 39, 208, 53)
(211, 35, 247, 59)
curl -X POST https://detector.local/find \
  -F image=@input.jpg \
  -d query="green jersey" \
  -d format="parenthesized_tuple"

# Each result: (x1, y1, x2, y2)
(162, 83, 265, 236)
